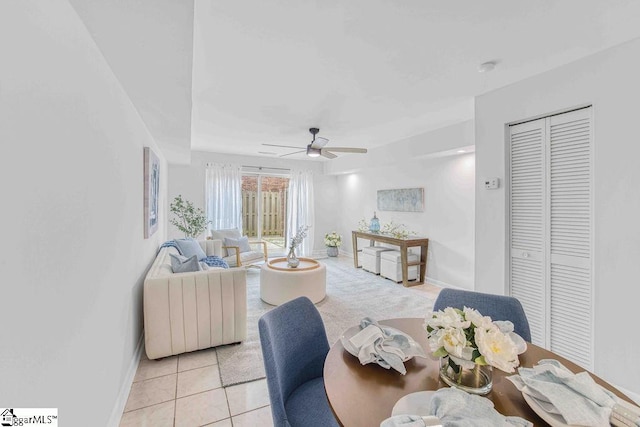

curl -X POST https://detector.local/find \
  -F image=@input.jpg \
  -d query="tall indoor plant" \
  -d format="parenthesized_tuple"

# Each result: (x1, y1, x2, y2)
(169, 195, 210, 238)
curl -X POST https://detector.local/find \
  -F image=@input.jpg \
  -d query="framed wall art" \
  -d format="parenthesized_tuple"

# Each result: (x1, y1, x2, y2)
(143, 147, 160, 238)
(377, 188, 424, 212)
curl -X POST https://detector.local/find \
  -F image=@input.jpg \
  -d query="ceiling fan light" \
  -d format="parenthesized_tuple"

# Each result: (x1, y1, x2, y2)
(307, 146, 321, 157)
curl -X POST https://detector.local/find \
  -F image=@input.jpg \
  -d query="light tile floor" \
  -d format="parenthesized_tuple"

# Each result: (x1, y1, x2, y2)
(120, 257, 442, 426)
(120, 348, 274, 427)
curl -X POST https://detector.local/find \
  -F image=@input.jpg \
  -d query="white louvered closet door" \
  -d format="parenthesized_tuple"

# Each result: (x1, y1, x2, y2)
(509, 119, 546, 346)
(509, 107, 593, 370)
(548, 109, 593, 369)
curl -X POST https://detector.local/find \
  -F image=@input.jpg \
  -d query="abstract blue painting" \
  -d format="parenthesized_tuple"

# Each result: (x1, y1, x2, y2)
(377, 188, 424, 212)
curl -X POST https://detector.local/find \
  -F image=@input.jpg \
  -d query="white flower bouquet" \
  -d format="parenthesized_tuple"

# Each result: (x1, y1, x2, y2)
(424, 307, 526, 374)
(324, 231, 342, 247)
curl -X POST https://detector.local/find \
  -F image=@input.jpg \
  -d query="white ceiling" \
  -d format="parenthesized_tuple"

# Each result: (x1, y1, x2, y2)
(70, 0, 195, 163)
(74, 1, 640, 163)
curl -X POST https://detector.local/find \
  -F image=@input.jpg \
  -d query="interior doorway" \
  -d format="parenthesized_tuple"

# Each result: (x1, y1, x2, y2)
(241, 174, 289, 256)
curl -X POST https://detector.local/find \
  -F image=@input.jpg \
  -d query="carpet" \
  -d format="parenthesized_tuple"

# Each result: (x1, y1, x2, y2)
(216, 257, 436, 387)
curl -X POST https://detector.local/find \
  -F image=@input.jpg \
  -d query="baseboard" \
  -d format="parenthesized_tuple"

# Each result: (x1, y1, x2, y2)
(107, 332, 145, 427)
(425, 276, 462, 289)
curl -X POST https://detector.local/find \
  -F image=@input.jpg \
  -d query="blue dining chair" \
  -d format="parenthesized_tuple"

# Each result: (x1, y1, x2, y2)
(433, 288, 532, 342)
(258, 296, 339, 427)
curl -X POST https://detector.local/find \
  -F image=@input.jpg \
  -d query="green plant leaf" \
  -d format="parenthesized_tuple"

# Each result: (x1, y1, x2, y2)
(475, 355, 488, 366)
(170, 195, 210, 238)
(433, 347, 448, 358)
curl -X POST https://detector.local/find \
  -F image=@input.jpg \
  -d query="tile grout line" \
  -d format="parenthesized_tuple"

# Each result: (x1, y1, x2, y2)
(123, 372, 178, 414)
(173, 359, 178, 427)
(221, 357, 235, 427)
(229, 404, 270, 418)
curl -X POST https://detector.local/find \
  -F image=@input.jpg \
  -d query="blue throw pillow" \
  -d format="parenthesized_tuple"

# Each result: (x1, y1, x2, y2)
(170, 253, 202, 273)
(174, 238, 207, 260)
(224, 236, 252, 253)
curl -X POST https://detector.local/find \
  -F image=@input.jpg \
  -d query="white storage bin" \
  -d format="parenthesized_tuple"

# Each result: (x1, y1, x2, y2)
(380, 251, 419, 283)
(361, 246, 393, 274)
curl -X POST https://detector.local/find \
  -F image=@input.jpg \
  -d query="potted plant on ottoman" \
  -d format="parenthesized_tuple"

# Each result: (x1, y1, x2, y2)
(324, 231, 342, 257)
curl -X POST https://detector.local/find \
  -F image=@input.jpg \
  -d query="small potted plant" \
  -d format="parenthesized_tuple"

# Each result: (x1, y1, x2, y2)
(324, 231, 342, 257)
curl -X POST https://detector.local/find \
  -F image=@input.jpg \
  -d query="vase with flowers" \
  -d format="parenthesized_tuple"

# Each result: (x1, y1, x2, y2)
(324, 231, 342, 257)
(287, 225, 311, 268)
(424, 307, 526, 395)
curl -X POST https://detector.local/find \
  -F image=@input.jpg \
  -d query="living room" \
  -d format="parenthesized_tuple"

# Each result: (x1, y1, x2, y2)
(2, 2, 640, 427)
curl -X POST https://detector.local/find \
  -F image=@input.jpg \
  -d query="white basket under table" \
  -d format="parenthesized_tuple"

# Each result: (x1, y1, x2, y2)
(260, 257, 327, 305)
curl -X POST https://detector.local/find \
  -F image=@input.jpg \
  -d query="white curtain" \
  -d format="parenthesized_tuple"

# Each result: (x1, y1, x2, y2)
(286, 169, 315, 257)
(205, 163, 243, 233)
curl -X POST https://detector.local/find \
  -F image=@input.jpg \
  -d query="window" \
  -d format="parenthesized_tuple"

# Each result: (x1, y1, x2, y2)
(242, 173, 289, 256)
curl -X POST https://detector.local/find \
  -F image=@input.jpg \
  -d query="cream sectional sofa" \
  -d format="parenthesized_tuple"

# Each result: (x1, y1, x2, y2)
(144, 239, 247, 359)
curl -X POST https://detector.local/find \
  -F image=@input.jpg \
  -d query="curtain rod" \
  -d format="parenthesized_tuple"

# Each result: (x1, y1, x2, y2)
(242, 165, 291, 172)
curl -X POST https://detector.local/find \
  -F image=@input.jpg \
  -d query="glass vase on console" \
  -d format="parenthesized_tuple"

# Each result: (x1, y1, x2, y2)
(369, 212, 380, 233)
(439, 357, 492, 395)
(286, 247, 300, 268)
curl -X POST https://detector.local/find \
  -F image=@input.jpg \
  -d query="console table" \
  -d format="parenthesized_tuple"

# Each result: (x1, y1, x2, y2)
(351, 231, 428, 287)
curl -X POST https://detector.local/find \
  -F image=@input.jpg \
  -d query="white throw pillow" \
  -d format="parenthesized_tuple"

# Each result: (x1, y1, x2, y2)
(224, 236, 252, 253)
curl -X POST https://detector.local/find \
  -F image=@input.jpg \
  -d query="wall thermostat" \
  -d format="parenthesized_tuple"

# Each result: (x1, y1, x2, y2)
(484, 178, 499, 190)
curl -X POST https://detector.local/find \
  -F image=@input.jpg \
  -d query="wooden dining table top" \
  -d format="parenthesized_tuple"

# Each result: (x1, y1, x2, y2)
(323, 318, 634, 427)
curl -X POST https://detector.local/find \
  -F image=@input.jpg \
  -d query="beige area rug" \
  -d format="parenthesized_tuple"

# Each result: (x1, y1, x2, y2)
(216, 257, 437, 387)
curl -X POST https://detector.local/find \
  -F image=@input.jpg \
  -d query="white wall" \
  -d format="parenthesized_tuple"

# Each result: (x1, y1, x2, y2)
(0, 2, 167, 425)
(475, 38, 640, 397)
(335, 122, 476, 288)
(168, 151, 337, 253)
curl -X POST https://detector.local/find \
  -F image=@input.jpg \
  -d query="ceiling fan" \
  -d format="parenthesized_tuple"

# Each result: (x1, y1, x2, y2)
(263, 128, 368, 159)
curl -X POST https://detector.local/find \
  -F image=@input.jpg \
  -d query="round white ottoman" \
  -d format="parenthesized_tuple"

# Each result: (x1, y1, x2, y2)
(260, 257, 327, 305)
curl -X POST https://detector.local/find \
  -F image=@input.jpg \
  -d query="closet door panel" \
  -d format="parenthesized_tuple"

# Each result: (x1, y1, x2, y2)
(548, 108, 593, 370)
(509, 119, 546, 346)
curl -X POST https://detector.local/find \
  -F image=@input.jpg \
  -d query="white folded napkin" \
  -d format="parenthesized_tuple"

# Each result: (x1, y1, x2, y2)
(346, 317, 426, 375)
(380, 388, 532, 427)
(507, 359, 640, 427)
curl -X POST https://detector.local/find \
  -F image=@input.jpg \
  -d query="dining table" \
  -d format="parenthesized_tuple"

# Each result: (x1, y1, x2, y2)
(323, 318, 636, 427)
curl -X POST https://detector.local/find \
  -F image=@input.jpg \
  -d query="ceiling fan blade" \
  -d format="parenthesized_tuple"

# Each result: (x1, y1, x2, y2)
(279, 150, 306, 158)
(311, 137, 329, 149)
(320, 150, 337, 159)
(323, 147, 368, 153)
(263, 143, 305, 149)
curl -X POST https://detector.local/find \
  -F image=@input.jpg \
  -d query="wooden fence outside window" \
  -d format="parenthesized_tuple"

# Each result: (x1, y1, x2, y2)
(242, 190, 287, 237)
